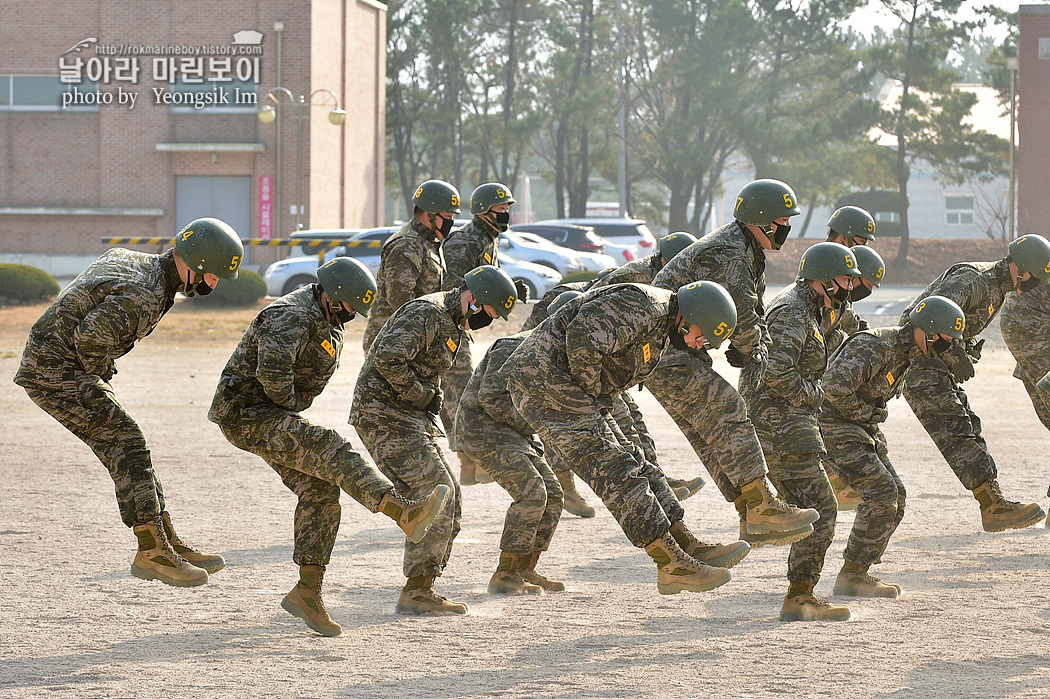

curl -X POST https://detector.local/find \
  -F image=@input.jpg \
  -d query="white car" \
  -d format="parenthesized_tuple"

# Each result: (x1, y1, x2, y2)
(500, 254, 562, 300)
(513, 231, 617, 272)
(549, 217, 659, 260)
(499, 230, 588, 276)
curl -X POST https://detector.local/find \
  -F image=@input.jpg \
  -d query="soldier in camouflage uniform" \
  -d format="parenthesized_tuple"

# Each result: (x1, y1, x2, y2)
(351, 265, 518, 615)
(821, 295, 968, 598)
(453, 330, 565, 595)
(361, 179, 460, 352)
(650, 179, 820, 545)
(14, 218, 242, 588)
(439, 183, 522, 486)
(742, 242, 860, 622)
(501, 281, 752, 596)
(898, 235, 1050, 532)
(823, 206, 877, 353)
(520, 281, 590, 332)
(209, 257, 448, 637)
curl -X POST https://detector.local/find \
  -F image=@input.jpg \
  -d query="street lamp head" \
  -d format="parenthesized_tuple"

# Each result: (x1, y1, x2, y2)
(328, 108, 346, 126)
(1007, 57, 1019, 72)
(258, 104, 277, 124)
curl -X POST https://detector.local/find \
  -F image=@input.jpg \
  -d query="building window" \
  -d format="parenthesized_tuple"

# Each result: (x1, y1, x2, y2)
(945, 195, 975, 226)
(0, 75, 99, 112)
(874, 211, 900, 223)
(167, 77, 258, 114)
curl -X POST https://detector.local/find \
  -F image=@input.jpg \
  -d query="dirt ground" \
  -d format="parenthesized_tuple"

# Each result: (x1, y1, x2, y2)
(2, 298, 1049, 699)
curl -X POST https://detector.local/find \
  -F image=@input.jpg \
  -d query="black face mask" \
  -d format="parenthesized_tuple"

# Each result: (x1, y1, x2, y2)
(832, 284, 851, 309)
(771, 223, 791, 250)
(435, 214, 455, 239)
(850, 284, 873, 302)
(466, 302, 494, 330)
(1019, 276, 1041, 293)
(492, 211, 511, 232)
(669, 325, 693, 352)
(331, 303, 356, 326)
(183, 271, 213, 297)
(928, 336, 952, 356)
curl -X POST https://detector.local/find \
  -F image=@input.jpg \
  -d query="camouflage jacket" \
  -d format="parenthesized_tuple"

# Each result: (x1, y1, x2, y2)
(14, 248, 181, 388)
(653, 220, 770, 358)
(743, 281, 830, 455)
(824, 302, 863, 354)
(519, 281, 590, 332)
(351, 289, 466, 427)
(453, 333, 535, 453)
(501, 283, 675, 400)
(588, 254, 661, 289)
(366, 218, 445, 325)
(820, 325, 922, 425)
(208, 284, 342, 423)
(900, 260, 1011, 340)
(441, 216, 501, 291)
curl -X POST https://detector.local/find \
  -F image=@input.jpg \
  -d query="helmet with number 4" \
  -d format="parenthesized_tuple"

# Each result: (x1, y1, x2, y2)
(797, 242, 862, 283)
(174, 217, 243, 279)
(1008, 234, 1050, 281)
(909, 295, 966, 340)
(658, 232, 698, 264)
(317, 257, 377, 316)
(733, 179, 801, 227)
(470, 183, 515, 215)
(464, 265, 517, 320)
(828, 206, 876, 242)
(676, 280, 737, 350)
(413, 179, 462, 215)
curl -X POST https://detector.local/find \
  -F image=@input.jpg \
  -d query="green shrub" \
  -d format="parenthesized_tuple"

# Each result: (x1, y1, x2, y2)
(560, 270, 599, 284)
(0, 264, 61, 303)
(194, 269, 268, 306)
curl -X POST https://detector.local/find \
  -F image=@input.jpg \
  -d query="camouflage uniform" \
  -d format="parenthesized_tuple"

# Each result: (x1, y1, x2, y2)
(499, 284, 685, 548)
(588, 253, 662, 289)
(741, 282, 836, 586)
(649, 221, 771, 500)
(438, 216, 502, 442)
(1000, 282, 1050, 432)
(824, 302, 865, 354)
(820, 326, 919, 565)
(14, 248, 185, 527)
(519, 281, 590, 332)
(351, 289, 466, 579)
(361, 218, 445, 352)
(898, 261, 1012, 490)
(453, 333, 564, 553)
(208, 285, 397, 567)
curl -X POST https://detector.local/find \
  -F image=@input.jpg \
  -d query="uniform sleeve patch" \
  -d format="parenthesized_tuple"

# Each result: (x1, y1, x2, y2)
(814, 329, 824, 343)
(643, 343, 651, 363)
(446, 337, 458, 352)
(829, 310, 836, 324)
(484, 252, 492, 263)
(988, 303, 995, 317)
(886, 370, 895, 385)
(321, 339, 336, 357)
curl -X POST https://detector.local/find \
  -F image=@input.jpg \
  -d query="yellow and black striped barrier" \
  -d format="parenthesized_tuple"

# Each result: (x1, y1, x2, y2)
(100, 237, 383, 264)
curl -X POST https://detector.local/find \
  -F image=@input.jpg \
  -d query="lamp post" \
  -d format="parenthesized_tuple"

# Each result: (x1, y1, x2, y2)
(1006, 57, 1019, 240)
(258, 87, 346, 232)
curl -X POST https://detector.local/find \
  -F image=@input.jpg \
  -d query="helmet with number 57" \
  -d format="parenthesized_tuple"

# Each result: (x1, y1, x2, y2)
(797, 242, 862, 283)
(174, 217, 243, 279)
(317, 256, 377, 316)
(464, 265, 518, 320)
(733, 179, 802, 227)
(676, 280, 737, 350)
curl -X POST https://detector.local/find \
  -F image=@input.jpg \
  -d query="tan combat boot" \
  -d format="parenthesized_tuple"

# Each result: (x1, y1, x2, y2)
(780, 581, 851, 622)
(734, 496, 814, 548)
(668, 520, 750, 569)
(833, 561, 901, 598)
(557, 470, 596, 518)
(488, 552, 543, 595)
(740, 477, 820, 534)
(130, 517, 209, 587)
(644, 532, 731, 595)
(828, 472, 863, 511)
(971, 480, 1046, 532)
(281, 565, 341, 637)
(519, 550, 565, 592)
(668, 475, 706, 501)
(396, 576, 469, 615)
(160, 511, 225, 573)
(379, 484, 450, 543)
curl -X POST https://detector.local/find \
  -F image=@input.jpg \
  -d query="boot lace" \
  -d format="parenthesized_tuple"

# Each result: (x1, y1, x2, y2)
(987, 480, 1020, 508)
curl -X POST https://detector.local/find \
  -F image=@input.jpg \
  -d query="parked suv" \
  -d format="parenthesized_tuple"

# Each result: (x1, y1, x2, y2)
(511, 223, 607, 255)
(548, 217, 658, 259)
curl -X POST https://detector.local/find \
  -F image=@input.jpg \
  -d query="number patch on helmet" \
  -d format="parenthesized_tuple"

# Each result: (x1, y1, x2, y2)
(362, 289, 374, 304)
(415, 186, 424, 199)
(451, 194, 460, 208)
(229, 255, 241, 271)
(735, 196, 743, 212)
(875, 266, 885, 280)
(845, 254, 854, 268)
(783, 193, 794, 208)
(181, 230, 194, 241)
(955, 317, 965, 331)
(714, 322, 729, 337)
(504, 294, 515, 309)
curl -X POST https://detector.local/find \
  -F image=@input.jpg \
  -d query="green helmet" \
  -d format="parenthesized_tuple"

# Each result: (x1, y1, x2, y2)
(317, 257, 377, 316)
(797, 242, 862, 283)
(470, 182, 515, 215)
(174, 217, 243, 279)
(909, 295, 966, 340)
(464, 264, 517, 320)
(851, 245, 887, 287)
(658, 232, 698, 264)
(412, 179, 462, 215)
(828, 205, 876, 242)
(733, 179, 801, 227)
(1008, 234, 1050, 281)
(548, 290, 583, 316)
(676, 280, 737, 350)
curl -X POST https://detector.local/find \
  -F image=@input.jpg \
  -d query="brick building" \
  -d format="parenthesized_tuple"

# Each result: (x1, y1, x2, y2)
(1019, 5, 1050, 237)
(0, 0, 387, 276)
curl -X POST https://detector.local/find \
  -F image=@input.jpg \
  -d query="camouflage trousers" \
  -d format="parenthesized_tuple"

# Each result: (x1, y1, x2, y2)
(821, 418, 906, 566)
(24, 377, 163, 528)
(439, 335, 474, 450)
(507, 372, 683, 548)
(765, 452, 837, 587)
(645, 348, 767, 502)
(545, 392, 649, 478)
(1000, 310, 1050, 433)
(355, 417, 462, 579)
(217, 406, 394, 567)
(902, 357, 996, 490)
(460, 443, 564, 553)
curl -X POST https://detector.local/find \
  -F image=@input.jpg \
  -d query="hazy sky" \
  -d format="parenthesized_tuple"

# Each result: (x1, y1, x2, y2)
(846, 0, 1032, 36)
